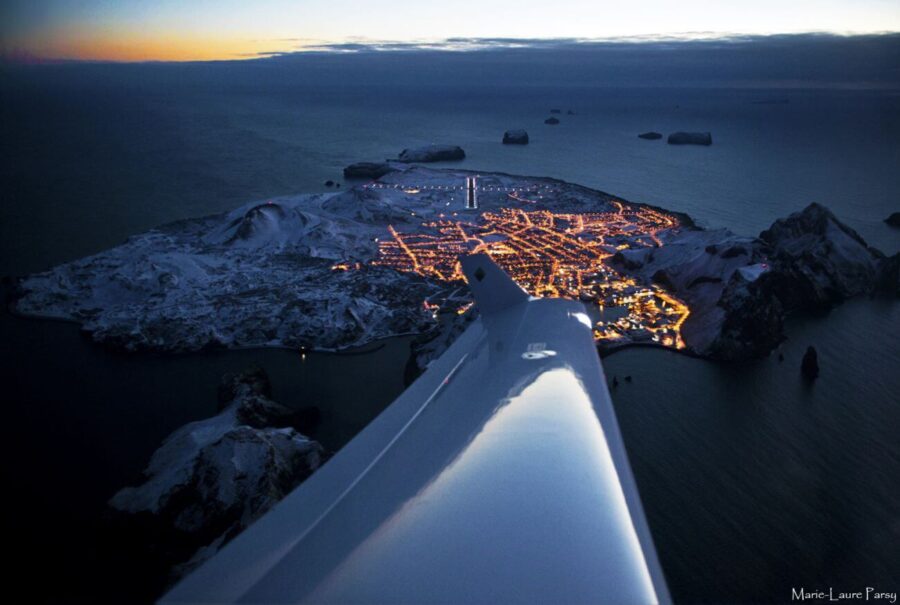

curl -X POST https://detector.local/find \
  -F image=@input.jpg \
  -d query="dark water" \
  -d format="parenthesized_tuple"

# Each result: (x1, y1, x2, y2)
(1, 54, 899, 603)
(607, 299, 900, 602)
(0, 308, 413, 603)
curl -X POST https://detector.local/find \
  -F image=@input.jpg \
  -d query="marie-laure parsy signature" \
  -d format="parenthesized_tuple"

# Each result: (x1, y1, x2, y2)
(792, 588, 897, 603)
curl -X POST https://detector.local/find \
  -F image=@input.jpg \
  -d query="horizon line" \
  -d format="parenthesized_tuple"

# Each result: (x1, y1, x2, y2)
(3, 30, 900, 65)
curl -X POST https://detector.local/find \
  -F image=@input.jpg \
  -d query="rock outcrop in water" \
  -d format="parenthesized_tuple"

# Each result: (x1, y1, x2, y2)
(398, 145, 465, 163)
(885, 212, 900, 228)
(638, 132, 663, 140)
(502, 129, 529, 144)
(108, 367, 323, 578)
(343, 161, 399, 179)
(544, 117, 560, 125)
(667, 132, 713, 145)
(801, 346, 820, 380)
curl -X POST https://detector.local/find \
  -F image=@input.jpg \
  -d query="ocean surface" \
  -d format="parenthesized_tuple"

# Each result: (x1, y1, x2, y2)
(1, 56, 899, 603)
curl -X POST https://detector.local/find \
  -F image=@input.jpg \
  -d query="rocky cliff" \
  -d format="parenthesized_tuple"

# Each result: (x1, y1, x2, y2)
(758, 202, 886, 311)
(609, 202, 895, 359)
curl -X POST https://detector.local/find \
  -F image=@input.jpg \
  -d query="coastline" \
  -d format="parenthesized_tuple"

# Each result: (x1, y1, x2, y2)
(10, 167, 894, 368)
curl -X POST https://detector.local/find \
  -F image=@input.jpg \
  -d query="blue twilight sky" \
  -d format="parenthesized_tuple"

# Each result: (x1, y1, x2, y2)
(2, 0, 900, 61)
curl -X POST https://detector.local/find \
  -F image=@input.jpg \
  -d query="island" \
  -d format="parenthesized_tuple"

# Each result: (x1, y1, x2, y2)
(106, 366, 323, 580)
(343, 161, 399, 179)
(397, 145, 465, 163)
(502, 129, 529, 144)
(14, 166, 897, 364)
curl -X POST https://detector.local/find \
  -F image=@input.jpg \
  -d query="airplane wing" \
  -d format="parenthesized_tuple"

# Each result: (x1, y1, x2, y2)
(162, 253, 671, 604)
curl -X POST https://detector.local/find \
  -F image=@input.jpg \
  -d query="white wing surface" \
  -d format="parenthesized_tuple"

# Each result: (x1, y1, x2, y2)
(162, 253, 670, 604)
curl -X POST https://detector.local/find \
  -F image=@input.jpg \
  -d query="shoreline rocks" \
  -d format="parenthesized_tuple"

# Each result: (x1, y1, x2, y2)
(502, 129, 529, 145)
(398, 145, 465, 163)
(667, 132, 713, 146)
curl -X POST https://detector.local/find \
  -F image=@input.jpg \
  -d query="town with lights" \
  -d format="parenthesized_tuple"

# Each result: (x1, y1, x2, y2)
(364, 175, 691, 350)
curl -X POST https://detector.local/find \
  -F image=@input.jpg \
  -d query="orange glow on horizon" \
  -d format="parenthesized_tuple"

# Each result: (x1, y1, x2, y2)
(1, 0, 898, 63)
(5, 29, 298, 62)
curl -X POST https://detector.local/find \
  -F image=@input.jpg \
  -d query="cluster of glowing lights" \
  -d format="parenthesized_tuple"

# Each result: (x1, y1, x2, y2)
(373, 204, 691, 350)
(331, 262, 361, 271)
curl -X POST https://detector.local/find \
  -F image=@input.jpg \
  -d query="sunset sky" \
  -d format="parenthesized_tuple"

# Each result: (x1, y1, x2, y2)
(2, 0, 900, 62)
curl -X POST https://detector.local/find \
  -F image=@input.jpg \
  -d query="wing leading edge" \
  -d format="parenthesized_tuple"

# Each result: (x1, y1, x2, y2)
(162, 253, 670, 604)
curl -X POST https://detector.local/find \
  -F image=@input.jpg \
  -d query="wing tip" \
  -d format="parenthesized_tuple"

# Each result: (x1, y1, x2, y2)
(460, 253, 529, 315)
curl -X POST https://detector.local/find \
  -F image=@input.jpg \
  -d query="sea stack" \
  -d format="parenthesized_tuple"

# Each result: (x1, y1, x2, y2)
(502, 129, 529, 145)
(801, 346, 820, 380)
